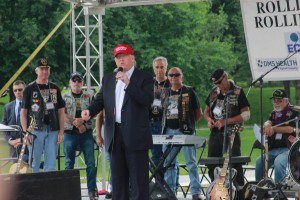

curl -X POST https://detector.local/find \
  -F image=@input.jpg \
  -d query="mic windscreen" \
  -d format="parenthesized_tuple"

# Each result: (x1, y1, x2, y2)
(114, 67, 123, 72)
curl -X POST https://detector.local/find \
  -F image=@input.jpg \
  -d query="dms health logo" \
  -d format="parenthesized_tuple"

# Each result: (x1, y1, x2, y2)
(285, 32, 300, 53)
(256, 58, 298, 72)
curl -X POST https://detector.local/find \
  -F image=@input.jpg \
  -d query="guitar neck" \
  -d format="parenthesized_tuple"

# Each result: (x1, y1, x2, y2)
(264, 134, 269, 178)
(16, 132, 29, 173)
(220, 126, 238, 176)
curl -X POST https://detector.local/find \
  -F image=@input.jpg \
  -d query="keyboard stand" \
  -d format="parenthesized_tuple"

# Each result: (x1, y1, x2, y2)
(149, 144, 183, 200)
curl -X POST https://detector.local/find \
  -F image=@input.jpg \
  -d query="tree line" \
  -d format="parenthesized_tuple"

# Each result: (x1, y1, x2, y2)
(2, 0, 298, 104)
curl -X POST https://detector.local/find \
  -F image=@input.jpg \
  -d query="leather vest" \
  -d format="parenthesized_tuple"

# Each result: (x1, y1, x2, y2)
(27, 81, 59, 131)
(208, 83, 242, 120)
(268, 107, 298, 149)
(161, 85, 196, 135)
(63, 90, 93, 130)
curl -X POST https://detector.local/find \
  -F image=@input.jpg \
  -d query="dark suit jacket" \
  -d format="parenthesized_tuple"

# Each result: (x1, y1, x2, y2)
(89, 68, 154, 152)
(1, 100, 22, 157)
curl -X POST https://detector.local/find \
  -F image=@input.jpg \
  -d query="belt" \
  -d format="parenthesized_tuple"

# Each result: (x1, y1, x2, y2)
(115, 122, 122, 127)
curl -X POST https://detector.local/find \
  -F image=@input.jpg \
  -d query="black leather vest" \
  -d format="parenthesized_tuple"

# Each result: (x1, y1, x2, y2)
(161, 85, 196, 135)
(27, 82, 60, 131)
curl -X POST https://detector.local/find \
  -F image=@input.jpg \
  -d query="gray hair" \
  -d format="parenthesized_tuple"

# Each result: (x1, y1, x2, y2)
(153, 56, 168, 68)
(13, 80, 26, 87)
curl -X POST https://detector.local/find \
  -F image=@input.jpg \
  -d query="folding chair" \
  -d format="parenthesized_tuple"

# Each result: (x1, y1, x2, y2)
(243, 139, 274, 182)
(178, 140, 207, 197)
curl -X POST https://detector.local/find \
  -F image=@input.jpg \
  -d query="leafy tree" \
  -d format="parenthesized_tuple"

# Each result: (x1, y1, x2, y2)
(0, 0, 70, 98)
(102, 2, 237, 101)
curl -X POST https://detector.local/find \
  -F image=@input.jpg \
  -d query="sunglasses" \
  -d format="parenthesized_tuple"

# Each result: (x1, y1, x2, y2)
(213, 76, 225, 85)
(72, 79, 82, 83)
(272, 98, 283, 104)
(13, 88, 23, 92)
(168, 73, 181, 77)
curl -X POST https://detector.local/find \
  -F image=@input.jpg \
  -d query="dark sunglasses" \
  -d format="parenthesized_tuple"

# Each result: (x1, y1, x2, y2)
(168, 73, 181, 77)
(213, 76, 224, 85)
(13, 88, 23, 92)
(72, 79, 82, 83)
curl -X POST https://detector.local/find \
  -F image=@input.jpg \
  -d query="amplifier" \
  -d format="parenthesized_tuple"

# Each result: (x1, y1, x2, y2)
(0, 169, 81, 200)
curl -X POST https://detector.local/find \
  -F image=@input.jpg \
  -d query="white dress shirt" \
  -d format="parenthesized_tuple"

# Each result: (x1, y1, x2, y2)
(115, 66, 134, 123)
(15, 99, 21, 121)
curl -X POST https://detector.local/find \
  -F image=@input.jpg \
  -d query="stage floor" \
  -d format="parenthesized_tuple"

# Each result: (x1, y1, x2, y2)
(80, 171, 300, 200)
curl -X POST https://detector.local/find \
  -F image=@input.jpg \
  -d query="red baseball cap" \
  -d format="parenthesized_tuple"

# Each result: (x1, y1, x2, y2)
(113, 44, 134, 57)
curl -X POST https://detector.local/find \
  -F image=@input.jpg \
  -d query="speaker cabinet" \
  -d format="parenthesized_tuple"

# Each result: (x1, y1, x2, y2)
(0, 169, 81, 200)
(149, 181, 169, 200)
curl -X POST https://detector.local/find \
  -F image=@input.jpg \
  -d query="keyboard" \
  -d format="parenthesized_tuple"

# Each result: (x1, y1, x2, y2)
(152, 135, 206, 147)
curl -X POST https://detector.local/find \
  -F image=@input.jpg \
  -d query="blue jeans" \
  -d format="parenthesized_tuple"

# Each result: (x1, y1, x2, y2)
(150, 120, 163, 166)
(105, 150, 112, 191)
(163, 128, 202, 195)
(63, 129, 97, 193)
(255, 147, 288, 183)
(29, 125, 59, 172)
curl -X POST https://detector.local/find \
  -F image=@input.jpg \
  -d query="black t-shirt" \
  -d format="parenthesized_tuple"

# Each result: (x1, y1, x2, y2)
(73, 92, 82, 118)
(166, 88, 200, 129)
(150, 79, 170, 120)
(22, 82, 65, 124)
(71, 92, 83, 133)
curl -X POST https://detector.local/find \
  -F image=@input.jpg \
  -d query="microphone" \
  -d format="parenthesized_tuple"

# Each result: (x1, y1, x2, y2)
(115, 67, 123, 83)
(114, 67, 123, 73)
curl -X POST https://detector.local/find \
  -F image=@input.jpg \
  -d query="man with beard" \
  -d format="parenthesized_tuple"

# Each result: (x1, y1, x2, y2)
(255, 89, 298, 183)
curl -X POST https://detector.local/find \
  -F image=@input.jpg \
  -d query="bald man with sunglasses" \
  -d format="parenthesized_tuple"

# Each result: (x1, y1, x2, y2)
(204, 68, 250, 188)
(161, 67, 203, 200)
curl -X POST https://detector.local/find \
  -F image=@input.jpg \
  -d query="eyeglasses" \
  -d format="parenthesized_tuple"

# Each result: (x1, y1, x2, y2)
(214, 76, 225, 85)
(168, 73, 181, 77)
(13, 88, 23, 92)
(72, 79, 82, 83)
(272, 99, 283, 104)
(155, 66, 165, 69)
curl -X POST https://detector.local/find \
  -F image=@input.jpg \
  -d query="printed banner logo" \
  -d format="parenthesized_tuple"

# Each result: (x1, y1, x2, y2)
(285, 32, 300, 53)
(256, 58, 298, 72)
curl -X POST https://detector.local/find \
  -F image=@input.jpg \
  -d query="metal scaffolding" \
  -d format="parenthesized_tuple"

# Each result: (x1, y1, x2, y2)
(68, 0, 206, 190)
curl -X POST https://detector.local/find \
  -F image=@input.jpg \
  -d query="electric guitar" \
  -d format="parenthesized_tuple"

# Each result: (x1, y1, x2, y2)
(9, 115, 37, 174)
(206, 124, 241, 200)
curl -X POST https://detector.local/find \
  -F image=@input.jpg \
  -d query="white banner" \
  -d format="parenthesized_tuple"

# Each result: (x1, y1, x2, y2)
(240, 0, 300, 82)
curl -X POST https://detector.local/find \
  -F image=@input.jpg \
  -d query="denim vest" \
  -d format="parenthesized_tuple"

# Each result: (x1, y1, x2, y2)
(63, 91, 93, 130)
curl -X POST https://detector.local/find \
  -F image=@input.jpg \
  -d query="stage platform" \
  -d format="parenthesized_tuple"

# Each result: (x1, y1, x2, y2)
(80, 171, 300, 200)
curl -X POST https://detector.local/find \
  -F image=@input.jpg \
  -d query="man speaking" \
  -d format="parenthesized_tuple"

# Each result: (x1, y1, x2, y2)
(82, 43, 154, 200)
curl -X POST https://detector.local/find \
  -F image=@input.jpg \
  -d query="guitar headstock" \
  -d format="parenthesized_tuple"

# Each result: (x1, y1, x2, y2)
(27, 115, 37, 133)
(232, 124, 242, 134)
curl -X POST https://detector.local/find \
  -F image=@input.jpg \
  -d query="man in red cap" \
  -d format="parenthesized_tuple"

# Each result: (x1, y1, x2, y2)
(82, 44, 154, 200)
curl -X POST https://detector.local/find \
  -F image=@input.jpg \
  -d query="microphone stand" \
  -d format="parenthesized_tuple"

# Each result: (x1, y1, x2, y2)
(223, 91, 233, 200)
(250, 50, 300, 180)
